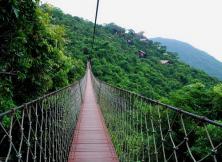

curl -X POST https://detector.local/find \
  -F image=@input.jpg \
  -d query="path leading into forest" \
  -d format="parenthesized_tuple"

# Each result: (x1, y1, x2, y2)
(68, 70, 118, 162)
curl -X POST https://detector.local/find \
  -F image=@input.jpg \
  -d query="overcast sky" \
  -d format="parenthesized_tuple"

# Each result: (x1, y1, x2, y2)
(41, 0, 222, 62)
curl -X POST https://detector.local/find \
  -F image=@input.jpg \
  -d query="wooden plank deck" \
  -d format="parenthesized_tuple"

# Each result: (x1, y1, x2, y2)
(68, 70, 119, 162)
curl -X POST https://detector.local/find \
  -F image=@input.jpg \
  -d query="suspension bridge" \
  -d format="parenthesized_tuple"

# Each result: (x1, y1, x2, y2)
(0, 64, 222, 162)
(1, 0, 222, 161)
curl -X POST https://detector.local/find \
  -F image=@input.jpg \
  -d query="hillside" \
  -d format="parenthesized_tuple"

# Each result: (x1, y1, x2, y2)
(1, 3, 221, 119)
(151, 37, 222, 80)
(47, 6, 222, 119)
(47, 6, 218, 99)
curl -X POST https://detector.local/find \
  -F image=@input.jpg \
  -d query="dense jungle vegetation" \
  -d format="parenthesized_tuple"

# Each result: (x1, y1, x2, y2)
(1, 2, 222, 120)
(0, 1, 84, 112)
(47, 6, 222, 120)
(0, 1, 222, 161)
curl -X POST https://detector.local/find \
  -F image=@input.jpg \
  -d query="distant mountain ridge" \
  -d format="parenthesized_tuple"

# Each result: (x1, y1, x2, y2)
(151, 37, 222, 80)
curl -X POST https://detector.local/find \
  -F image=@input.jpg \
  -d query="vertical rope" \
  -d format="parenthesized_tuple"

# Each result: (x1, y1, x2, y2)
(145, 113, 151, 162)
(5, 115, 14, 162)
(33, 103, 38, 162)
(26, 106, 32, 162)
(39, 100, 44, 162)
(47, 100, 52, 161)
(204, 124, 217, 162)
(157, 105, 166, 162)
(180, 115, 196, 162)
(150, 104, 158, 162)
(18, 109, 25, 162)
(166, 110, 178, 162)
(92, 0, 100, 49)
(89, 0, 100, 64)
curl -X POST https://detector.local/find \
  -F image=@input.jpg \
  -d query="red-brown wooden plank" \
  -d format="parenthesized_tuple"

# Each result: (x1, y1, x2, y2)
(68, 70, 119, 162)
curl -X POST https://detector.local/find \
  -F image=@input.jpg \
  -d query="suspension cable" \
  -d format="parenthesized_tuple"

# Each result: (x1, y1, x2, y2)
(89, 0, 100, 62)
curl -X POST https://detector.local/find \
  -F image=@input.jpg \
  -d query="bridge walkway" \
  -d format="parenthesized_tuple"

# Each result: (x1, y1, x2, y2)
(68, 69, 118, 162)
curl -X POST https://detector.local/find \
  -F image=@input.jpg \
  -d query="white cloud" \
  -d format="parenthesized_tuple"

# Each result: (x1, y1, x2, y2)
(41, 0, 222, 62)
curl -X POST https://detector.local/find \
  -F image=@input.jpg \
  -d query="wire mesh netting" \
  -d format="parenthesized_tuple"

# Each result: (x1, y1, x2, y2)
(0, 74, 86, 162)
(92, 73, 222, 162)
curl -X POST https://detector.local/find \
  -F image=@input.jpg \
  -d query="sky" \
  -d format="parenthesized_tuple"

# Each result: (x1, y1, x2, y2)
(41, 0, 222, 62)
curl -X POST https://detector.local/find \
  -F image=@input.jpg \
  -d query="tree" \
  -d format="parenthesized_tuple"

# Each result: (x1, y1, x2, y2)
(168, 83, 213, 116)
(0, 1, 84, 112)
(212, 84, 222, 119)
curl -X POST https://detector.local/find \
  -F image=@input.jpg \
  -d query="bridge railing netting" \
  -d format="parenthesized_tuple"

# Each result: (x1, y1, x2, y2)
(91, 73, 222, 162)
(0, 73, 87, 162)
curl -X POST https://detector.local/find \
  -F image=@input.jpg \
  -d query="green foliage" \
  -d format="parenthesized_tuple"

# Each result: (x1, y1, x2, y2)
(48, 6, 221, 119)
(1, 1, 220, 116)
(168, 83, 212, 114)
(191, 122, 222, 159)
(166, 83, 222, 119)
(0, 2, 221, 161)
(212, 84, 222, 118)
(49, 8, 222, 161)
(0, 1, 84, 112)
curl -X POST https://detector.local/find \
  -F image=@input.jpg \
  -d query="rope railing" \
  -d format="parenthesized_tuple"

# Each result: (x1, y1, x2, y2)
(91, 73, 222, 162)
(0, 73, 87, 162)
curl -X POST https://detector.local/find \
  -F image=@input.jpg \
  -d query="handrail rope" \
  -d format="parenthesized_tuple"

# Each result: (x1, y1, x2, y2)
(94, 77, 222, 128)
